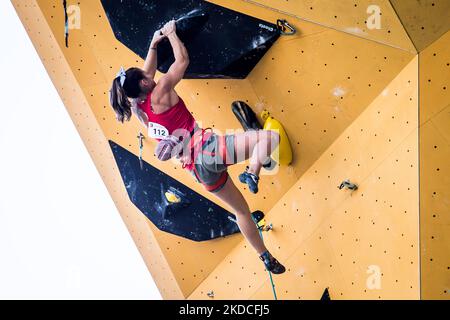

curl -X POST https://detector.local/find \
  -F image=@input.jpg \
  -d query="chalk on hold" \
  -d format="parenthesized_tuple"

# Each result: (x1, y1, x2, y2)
(231, 101, 262, 131)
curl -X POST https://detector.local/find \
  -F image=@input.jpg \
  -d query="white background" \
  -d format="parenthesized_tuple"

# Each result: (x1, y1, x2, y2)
(0, 1, 162, 300)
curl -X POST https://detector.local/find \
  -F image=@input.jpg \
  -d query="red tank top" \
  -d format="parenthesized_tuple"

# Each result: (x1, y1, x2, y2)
(137, 91, 196, 140)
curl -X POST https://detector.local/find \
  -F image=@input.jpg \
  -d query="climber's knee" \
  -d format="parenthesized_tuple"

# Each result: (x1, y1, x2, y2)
(234, 205, 251, 218)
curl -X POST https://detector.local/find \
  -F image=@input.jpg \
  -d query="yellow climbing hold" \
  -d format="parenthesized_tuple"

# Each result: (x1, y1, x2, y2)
(261, 110, 293, 166)
(165, 191, 181, 203)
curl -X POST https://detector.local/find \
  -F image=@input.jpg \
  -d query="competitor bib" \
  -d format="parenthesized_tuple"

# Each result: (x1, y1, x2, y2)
(148, 122, 169, 139)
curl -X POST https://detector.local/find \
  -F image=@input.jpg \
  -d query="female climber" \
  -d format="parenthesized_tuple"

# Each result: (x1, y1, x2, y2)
(109, 20, 285, 274)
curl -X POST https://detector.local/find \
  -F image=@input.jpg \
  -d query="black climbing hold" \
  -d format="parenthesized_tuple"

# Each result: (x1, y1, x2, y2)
(109, 140, 240, 241)
(251, 210, 265, 224)
(232, 101, 263, 131)
(101, 0, 280, 79)
(320, 288, 331, 300)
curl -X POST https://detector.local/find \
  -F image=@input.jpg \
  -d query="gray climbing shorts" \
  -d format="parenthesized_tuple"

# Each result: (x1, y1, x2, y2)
(191, 133, 236, 193)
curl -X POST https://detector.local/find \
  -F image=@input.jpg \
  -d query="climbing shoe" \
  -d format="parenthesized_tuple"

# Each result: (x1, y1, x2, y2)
(259, 251, 286, 274)
(239, 166, 259, 194)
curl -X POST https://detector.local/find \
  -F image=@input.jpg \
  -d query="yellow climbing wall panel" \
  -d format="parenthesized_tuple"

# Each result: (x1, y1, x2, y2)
(189, 58, 420, 299)
(12, 0, 449, 300)
(419, 30, 450, 299)
(237, 0, 416, 52)
(210, 0, 415, 202)
(390, 0, 450, 52)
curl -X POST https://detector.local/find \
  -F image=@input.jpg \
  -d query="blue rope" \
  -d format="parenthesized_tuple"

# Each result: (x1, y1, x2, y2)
(227, 215, 279, 300)
(252, 216, 278, 300)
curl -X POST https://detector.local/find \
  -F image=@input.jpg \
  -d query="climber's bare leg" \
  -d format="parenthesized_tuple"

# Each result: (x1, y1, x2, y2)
(213, 176, 267, 255)
(233, 130, 279, 176)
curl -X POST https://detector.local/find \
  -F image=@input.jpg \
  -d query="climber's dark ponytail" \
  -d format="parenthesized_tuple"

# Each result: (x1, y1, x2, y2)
(109, 67, 147, 123)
